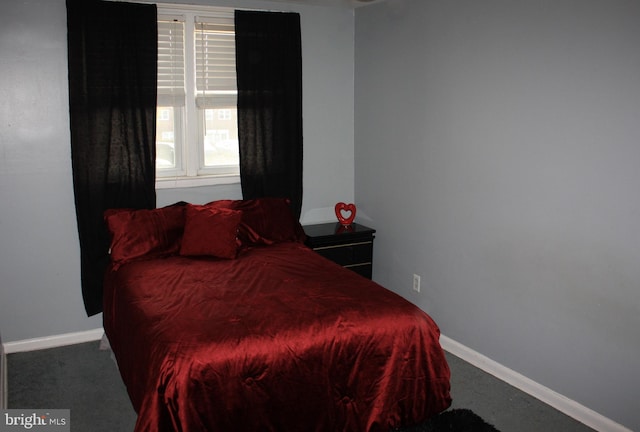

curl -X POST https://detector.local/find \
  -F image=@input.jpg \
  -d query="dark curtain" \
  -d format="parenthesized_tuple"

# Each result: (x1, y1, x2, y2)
(67, 0, 157, 316)
(235, 10, 303, 219)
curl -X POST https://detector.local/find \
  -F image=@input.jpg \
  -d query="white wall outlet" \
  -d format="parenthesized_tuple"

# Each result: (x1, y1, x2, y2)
(412, 274, 421, 292)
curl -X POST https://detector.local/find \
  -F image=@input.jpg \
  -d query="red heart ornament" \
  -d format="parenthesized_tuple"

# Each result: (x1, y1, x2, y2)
(335, 202, 356, 226)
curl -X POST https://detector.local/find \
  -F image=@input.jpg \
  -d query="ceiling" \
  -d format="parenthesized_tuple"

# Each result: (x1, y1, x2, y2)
(259, 0, 385, 8)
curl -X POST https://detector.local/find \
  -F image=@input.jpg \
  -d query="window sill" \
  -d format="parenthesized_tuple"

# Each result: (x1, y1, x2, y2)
(155, 174, 240, 190)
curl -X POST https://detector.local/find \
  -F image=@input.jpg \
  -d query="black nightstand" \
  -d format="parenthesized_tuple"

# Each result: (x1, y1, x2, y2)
(304, 222, 376, 279)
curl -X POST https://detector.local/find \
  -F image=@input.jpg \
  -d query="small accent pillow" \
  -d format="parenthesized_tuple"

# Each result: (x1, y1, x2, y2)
(104, 204, 186, 266)
(179, 205, 243, 259)
(206, 197, 306, 247)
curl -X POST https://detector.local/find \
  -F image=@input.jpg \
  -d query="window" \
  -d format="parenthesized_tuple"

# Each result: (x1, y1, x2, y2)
(218, 109, 232, 120)
(156, 7, 239, 187)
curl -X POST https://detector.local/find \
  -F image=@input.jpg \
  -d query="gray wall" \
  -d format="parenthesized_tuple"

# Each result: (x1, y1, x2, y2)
(0, 0, 355, 342)
(355, 1, 639, 430)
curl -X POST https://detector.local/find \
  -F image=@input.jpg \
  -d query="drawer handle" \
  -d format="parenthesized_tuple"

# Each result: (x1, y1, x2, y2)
(313, 241, 372, 251)
(344, 262, 372, 268)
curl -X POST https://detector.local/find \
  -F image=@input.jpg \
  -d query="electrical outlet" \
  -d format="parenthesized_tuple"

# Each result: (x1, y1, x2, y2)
(412, 274, 421, 292)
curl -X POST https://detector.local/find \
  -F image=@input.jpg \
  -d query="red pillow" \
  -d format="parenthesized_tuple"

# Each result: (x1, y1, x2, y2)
(179, 205, 242, 259)
(104, 205, 186, 266)
(206, 198, 305, 246)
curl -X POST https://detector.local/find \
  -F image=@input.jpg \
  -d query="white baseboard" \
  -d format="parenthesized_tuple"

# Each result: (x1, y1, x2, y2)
(3, 328, 104, 354)
(440, 334, 631, 432)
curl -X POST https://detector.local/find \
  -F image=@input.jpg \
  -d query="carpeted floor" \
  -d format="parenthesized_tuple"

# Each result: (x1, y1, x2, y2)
(7, 342, 136, 431)
(7, 341, 595, 432)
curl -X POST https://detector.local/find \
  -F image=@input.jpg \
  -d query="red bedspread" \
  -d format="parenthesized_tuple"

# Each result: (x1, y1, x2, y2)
(103, 242, 450, 431)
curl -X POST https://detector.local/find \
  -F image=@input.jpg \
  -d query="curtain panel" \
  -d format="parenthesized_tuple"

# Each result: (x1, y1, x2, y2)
(66, 0, 157, 316)
(235, 10, 303, 219)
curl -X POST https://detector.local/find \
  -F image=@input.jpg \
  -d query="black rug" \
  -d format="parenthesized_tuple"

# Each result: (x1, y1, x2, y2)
(397, 409, 500, 432)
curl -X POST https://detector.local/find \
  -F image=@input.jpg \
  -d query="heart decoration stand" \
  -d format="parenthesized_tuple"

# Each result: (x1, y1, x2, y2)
(335, 202, 356, 227)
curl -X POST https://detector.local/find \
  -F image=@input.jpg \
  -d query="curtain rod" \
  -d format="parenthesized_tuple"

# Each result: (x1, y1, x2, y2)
(107, 0, 300, 14)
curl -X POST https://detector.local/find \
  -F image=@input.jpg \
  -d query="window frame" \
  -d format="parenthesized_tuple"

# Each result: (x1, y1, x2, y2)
(155, 5, 240, 189)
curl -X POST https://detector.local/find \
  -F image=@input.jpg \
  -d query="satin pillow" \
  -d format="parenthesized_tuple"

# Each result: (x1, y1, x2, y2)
(104, 205, 186, 266)
(206, 198, 306, 246)
(179, 205, 242, 259)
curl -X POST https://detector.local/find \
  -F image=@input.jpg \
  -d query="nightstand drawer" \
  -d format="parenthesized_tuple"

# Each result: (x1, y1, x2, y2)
(303, 223, 376, 279)
(312, 241, 373, 267)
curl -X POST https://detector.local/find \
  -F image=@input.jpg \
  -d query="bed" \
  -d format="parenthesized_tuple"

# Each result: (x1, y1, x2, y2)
(102, 198, 451, 432)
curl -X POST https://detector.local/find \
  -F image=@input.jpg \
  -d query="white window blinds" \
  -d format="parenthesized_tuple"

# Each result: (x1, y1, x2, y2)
(195, 15, 237, 109)
(157, 17, 185, 106)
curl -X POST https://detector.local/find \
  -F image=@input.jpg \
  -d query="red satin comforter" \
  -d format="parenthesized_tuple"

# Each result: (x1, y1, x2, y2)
(103, 242, 451, 431)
